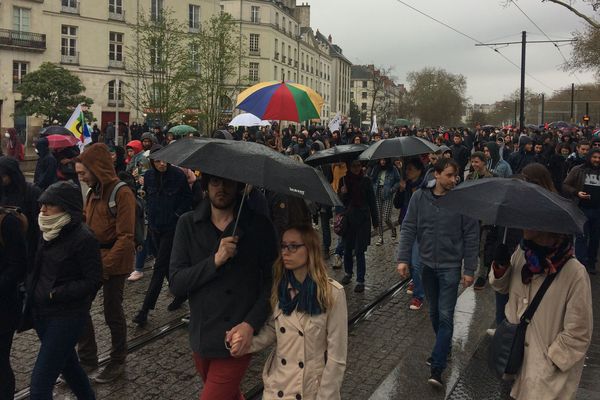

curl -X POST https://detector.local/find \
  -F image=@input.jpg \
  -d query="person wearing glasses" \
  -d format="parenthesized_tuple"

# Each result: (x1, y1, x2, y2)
(228, 225, 347, 400)
(169, 174, 278, 399)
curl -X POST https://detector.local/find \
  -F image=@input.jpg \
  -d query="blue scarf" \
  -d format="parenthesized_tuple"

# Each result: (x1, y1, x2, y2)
(278, 269, 323, 316)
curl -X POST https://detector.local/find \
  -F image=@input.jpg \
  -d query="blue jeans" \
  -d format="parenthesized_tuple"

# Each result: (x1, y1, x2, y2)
(410, 241, 425, 301)
(575, 207, 600, 271)
(134, 234, 156, 272)
(421, 266, 461, 371)
(344, 241, 366, 283)
(31, 315, 95, 400)
(495, 292, 509, 325)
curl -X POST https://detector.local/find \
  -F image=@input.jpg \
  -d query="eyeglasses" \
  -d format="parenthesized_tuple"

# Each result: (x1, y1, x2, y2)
(280, 243, 305, 253)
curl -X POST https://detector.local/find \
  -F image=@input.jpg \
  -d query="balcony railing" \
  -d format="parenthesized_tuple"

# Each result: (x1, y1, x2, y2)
(109, 58, 125, 69)
(282, 56, 287, 63)
(249, 49, 260, 56)
(61, 2, 80, 14)
(61, 51, 79, 65)
(250, 17, 261, 24)
(274, 52, 279, 60)
(109, 9, 125, 21)
(0, 29, 46, 51)
(108, 99, 125, 107)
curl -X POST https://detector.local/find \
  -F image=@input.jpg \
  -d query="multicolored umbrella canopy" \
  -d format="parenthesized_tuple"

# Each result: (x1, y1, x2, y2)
(236, 81, 324, 122)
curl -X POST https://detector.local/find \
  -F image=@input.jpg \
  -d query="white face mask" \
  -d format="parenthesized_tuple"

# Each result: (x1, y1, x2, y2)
(4, 132, 10, 138)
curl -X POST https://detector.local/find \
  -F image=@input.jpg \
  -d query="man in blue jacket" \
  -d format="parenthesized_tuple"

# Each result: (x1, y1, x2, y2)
(396, 158, 479, 388)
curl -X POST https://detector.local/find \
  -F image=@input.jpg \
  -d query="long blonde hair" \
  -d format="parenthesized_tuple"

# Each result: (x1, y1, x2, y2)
(270, 225, 332, 312)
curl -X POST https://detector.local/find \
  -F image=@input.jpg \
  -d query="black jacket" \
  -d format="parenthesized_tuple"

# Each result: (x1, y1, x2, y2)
(144, 165, 192, 232)
(28, 222, 102, 318)
(169, 199, 278, 358)
(33, 139, 58, 191)
(0, 213, 27, 333)
(339, 174, 378, 252)
(508, 149, 535, 174)
(451, 143, 470, 172)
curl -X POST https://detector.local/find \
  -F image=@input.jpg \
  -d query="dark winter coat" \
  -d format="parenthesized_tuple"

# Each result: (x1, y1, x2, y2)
(144, 164, 192, 232)
(169, 199, 278, 358)
(0, 213, 27, 333)
(508, 138, 535, 174)
(339, 174, 378, 252)
(33, 138, 58, 191)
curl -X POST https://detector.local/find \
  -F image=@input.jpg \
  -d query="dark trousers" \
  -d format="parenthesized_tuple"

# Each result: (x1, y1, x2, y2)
(343, 239, 366, 283)
(495, 292, 509, 325)
(141, 229, 184, 311)
(31, 315, 95, 400)
(320, 211, 332, 251)
(0, 329, 16, 400)
(575, 207, 600, 271)
(422, 266, 461, 371)
(78, 275, 127, 366)
(193, 353, 251, 400)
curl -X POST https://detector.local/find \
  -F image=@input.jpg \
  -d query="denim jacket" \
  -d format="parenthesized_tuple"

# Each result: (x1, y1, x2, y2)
(370, 166, 401, 199)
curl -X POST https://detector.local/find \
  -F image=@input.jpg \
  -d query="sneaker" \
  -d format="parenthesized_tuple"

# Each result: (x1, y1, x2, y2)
(409, 297, 423, 310)
(375, 238, 383, 246)
(406, 280, 414, 295)
(133, 310, 148, 326)
(428, 368, 444, 388)
(167, 298, 185, 311)
(391, 228, 397, 240)
(354, 283, 365, 293)
(341, 275, 352, 285)
(486, 328, 496, 337)
(127, 271, 144, 282)
(94, 362, 125, 384)
(473, 276, 486, 290)
(332, 254, 343, 269)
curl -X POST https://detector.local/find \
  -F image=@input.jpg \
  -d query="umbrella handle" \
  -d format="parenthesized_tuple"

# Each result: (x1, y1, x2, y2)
(232, 184, 249, 237)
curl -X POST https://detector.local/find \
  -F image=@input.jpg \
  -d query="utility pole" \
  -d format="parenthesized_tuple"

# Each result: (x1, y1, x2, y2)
(570, 83, 575, 123)
(475, 35, 576, 131)
(115, 78, 120, 146)
(514, 100, 518, 126)
(540, 93, 545, 125)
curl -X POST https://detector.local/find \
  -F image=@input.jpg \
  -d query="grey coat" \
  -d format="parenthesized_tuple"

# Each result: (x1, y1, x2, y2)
(396, 188, 479, 275)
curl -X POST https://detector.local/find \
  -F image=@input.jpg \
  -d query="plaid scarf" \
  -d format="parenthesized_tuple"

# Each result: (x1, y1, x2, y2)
(520, 238, 573, 284)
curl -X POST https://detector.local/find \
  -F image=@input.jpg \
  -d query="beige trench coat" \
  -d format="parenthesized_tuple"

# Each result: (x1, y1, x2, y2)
(250, 279, 348, 400)
(489, 248, 593, 400)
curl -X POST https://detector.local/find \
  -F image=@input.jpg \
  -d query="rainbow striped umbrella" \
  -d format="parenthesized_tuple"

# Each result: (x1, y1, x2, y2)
(236, 81, 324, 122)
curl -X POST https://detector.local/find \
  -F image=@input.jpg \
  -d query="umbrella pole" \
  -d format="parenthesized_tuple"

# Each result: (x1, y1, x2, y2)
(232, 184, 249, 236)
(503, 226, 508, 244)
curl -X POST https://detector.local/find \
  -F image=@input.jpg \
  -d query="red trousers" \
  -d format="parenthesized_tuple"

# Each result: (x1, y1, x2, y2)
(193, 353, 252, 400)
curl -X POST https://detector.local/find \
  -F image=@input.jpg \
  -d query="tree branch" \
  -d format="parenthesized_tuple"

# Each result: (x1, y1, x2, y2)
(544, 0, 600, 28)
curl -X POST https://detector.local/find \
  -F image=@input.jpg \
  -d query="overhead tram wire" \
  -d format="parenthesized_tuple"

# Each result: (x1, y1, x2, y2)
(392, 0, 555, 92)
(509, 0, 583, 85)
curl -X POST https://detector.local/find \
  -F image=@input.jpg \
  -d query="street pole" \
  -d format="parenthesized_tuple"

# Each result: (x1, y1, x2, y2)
(570, 83, 575, 123)
(519, 31, 526, 131)
(514, 100, 518, 126)
(540, 93, 545, 125)
(115, 78, 120, 146)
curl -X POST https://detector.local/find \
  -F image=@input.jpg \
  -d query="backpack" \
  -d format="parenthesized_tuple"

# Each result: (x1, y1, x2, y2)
(87, 182, 146, 251)
(0, 206, 28, 247)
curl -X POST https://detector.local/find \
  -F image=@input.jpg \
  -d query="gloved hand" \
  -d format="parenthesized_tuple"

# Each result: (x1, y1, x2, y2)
(494, 244, 511, 266)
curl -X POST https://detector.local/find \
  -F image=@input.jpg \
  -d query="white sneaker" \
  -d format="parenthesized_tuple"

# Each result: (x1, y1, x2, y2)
(127, 271, 144, 282)
(486, 328, 496, 337)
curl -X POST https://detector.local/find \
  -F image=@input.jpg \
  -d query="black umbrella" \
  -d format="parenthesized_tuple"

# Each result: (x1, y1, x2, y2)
(305, 144, 368, 166)
(150, 137, 341, 207)
(359, 136, 439, 161)
(436, 178, 586, 234)
(39, 125, 74, 137)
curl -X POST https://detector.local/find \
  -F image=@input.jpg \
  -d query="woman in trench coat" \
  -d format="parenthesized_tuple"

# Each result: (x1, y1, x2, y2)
(228, 225, 347, 400)
(489, 229, 593, 400)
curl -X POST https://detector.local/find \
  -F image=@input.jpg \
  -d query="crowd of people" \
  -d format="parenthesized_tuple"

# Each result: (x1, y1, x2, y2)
(0, 120, 596, 400)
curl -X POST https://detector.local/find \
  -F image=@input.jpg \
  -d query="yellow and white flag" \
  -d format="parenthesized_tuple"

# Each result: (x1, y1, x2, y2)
(65, 104, 92, 145)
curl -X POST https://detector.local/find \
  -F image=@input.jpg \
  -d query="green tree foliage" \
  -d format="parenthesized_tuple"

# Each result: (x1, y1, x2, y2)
(17, 62, 93, 123)
(349, 99, 362, 127)
(127, 7, 191, 126)
(405, 67, 468, 126)
(189, 13, 243, 134)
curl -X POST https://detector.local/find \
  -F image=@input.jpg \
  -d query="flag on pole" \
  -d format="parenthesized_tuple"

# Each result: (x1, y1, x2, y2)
(328, 112, 341, 133)
(371, 114, 378, 134)
(65, 104, 92, 145)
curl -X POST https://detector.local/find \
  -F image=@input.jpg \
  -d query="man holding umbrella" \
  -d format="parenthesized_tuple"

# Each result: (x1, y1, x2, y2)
(396, 158, 479, 387)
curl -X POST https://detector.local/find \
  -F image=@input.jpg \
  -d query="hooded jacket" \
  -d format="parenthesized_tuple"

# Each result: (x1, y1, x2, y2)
(79, 144, 136, 276)
(0, 156, 42, 265)
(33, 138, 58, 191)
(28, 181, 102, 318)
(563, 148, 600, 207)
(508, 136, 535, 174)
(485, 142, 512, 178)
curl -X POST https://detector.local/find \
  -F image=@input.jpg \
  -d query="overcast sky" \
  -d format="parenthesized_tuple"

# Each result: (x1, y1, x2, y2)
(309, 0, 597, 104)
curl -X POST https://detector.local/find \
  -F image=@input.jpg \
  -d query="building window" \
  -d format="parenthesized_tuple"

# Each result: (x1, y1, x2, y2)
(13, 7, 31, 32)
(274, 38, 278, 59)
(109, 0, 123, 15)
(249, 33, 259, 55)
(12, 61, 28, 91)
(61, 25, 78, 63)
(274, 66, 278, 80)
(362, 80, 367, 88)
(61, 0, 79, 13)
(108, 79, 123, 105)
(189, 5, 200, 31)
(150, 39, 162, 67)
(249, 62, 259, 82)
(288, 21, 292, 34)
(190, 43, 200, 73)
(282, 17, 286, 32)
(151, 0, 163, 21)
(109, 32, 124, 67)
(275, 12, 279, 27)
(361, 92, 367, 99)
(251, 6, 260, 23)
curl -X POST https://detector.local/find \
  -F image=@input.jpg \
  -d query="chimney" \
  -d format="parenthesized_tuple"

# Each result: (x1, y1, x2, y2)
(328, 34, 332, 43)
(295, 2, 311, 28)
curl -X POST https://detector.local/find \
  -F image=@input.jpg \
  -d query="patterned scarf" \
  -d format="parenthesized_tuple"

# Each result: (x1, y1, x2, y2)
(278, 269, 323, 316)
(520, 238, 573, 284)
